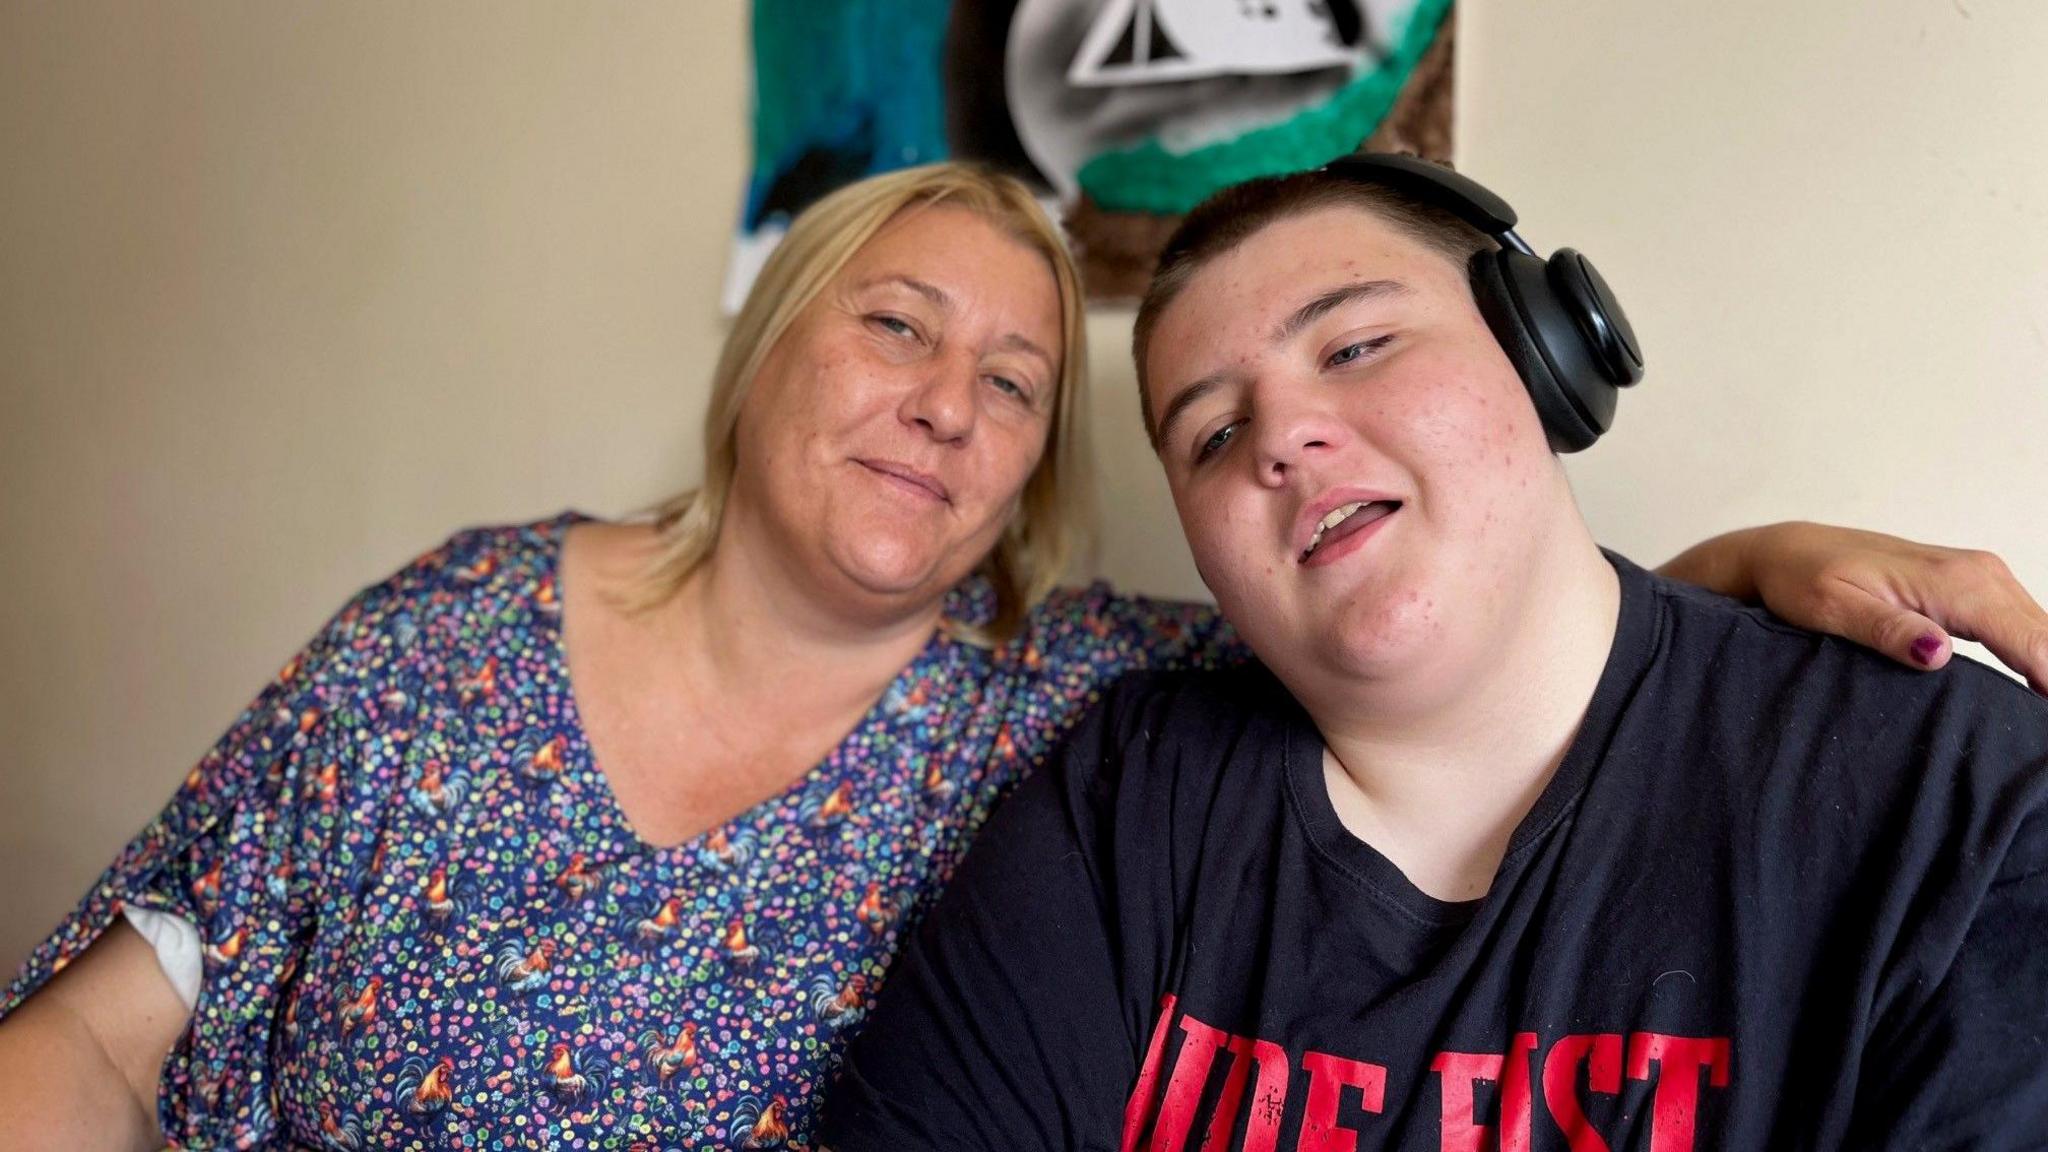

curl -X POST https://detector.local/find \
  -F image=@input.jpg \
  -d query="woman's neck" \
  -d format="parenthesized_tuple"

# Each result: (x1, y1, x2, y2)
(674, 530, 944, 715)
(1307, 528, 1622, 903)
(560, 519, 949, 846)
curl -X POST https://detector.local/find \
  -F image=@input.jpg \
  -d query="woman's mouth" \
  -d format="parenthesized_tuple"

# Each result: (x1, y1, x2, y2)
(856, 459, 950, 504)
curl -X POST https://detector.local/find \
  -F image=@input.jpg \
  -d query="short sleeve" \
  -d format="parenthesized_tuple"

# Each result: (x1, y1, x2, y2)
(825, 683, 1148, 1152)
(0, 559, 420, 1146)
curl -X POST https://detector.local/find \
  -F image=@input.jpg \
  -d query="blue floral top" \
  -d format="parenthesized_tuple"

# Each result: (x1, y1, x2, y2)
(0, 515, 1234, 1149)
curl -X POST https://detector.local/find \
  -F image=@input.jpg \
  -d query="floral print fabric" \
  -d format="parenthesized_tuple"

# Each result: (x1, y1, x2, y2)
(0, 515, 1230, 1149)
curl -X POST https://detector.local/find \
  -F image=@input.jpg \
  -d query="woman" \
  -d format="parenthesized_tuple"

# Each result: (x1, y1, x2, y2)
(0, 162, 2039, 1151)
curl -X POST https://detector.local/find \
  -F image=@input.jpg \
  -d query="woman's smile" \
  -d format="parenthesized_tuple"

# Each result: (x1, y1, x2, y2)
(854, 457, 951, 504)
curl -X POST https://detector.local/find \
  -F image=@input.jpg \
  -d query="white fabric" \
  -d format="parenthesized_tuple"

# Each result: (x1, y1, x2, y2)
(120, 904, 201, 1010)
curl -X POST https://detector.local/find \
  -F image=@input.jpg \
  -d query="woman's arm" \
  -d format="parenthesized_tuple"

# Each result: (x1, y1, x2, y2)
(1660, 522, 2048, 694)
(0, 920, 186, 1151)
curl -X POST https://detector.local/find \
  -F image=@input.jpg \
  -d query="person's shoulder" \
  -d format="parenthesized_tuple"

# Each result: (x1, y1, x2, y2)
(1101, 660, 1292, 730)
(399, 512, 578, 594)
(1055, 661, 1295, 802)
(1635, 560, 2048, 785)
(290, 513, 579, 686)
(1016, 581, 1242, 674)
(358, 511, 580, 622)
(1654, 561, 2048, 705)
(1618, 560, 2048, 925)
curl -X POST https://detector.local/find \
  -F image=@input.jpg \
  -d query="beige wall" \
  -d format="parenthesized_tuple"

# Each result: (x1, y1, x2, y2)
(3, 0, 2043, 975)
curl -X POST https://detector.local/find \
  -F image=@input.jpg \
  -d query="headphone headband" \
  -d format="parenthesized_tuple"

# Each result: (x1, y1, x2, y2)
(1313, 151, 1644, 452)
(1321, 152, 1532, 253)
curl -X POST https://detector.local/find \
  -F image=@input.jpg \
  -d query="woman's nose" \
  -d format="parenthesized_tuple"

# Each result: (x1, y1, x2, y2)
(901, 352, 977, 443)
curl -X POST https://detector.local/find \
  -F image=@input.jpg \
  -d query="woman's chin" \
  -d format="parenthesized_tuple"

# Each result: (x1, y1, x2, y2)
(824, 534, 959, 605)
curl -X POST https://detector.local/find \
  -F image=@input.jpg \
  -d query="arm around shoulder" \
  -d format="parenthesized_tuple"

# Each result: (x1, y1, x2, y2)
(1658, 521, 2048, 692)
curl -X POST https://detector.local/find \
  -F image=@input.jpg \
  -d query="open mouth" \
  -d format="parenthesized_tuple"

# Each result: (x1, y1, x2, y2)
(1300, 500, 1401, 563)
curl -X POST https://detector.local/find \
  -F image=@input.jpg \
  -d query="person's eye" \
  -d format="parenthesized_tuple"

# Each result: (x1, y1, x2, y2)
(1327, 334, 1394, 368)
(870, 314, 920, 340)
(1194, 420, 1242, 465)
(987, 374, 1033, 403)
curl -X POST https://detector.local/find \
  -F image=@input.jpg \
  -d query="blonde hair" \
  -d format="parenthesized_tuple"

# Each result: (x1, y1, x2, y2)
(635, 162, 1092, 647)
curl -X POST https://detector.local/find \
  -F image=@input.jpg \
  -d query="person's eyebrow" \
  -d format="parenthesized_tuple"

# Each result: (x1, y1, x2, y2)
(860, 273, 951, 309)
(1270, 278, 1410, 345)
(864, 274, 1054, 384)
(1153, 372, 1229, 452)
(995, 332, 1056, 375)
(1153, 279, 1409, 450)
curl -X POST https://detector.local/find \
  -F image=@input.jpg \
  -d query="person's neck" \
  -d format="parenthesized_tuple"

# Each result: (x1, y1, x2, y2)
(665, 519, 946, 730)
(1304, 522, 1621, 903)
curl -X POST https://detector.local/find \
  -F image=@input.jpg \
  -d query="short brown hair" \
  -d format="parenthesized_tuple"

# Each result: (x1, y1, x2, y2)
(1132, 165, 1493, 446)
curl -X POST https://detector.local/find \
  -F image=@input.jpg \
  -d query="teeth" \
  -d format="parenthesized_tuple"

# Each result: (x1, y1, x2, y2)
(1305, 502, 1367, 556)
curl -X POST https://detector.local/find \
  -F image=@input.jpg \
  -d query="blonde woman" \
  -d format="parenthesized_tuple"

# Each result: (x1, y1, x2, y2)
(0, 162, 2040, 1151)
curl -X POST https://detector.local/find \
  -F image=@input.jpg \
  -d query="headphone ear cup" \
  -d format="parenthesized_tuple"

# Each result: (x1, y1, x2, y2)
(1468, 250, 1604, 453)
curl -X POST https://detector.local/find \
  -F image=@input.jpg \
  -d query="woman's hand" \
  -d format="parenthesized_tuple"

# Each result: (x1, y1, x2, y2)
(1659, 522, 2048, 695)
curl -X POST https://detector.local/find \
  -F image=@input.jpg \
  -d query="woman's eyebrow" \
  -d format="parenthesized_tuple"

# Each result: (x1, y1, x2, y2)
(862, 274, 1051, 373)
(1271, 278, 1410, 345)
(995, 332, 1054, 372)
(859, 274, 951, 309)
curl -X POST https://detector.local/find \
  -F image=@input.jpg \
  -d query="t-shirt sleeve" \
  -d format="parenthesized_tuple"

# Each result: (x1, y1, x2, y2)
(826, 682, 1152, 1152)
(1849, 804, 2048, 1146)
(0, 550, 428, 1146)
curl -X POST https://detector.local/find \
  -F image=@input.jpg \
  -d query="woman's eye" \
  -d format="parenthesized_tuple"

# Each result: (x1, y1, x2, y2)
(988, 374, 1029, 402)
(1195, 421, 1240, 464)
(871, 315, 918, 339)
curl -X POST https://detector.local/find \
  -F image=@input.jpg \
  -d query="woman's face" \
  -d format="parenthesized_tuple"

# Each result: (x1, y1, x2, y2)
(725, 203, 1064, 625)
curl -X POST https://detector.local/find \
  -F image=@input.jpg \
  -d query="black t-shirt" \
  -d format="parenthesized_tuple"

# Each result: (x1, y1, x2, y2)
(826, 556, 2048, 1152)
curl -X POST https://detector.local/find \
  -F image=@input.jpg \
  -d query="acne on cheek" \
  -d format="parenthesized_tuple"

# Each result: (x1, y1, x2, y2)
(1334, 587, 1441, 661)
(1396, 593, 1441, 646)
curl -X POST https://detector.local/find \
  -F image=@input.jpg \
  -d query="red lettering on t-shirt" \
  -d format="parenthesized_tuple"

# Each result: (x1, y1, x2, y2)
(1120, 1000, 1731, 1152)
(1299, 1049, 1388, 1152)
(1499, 1032, 1539, 1152)
(1431, 1049, 1505, 1152)
(1208, 1034, 1293, 1152)
(1625, 1032, 1732, 1152)
(1121, 995, 1179, 1152)
(1541, 1033, 1624, 1152)
(1428, 1033, 1537, 1152)
(1148, 1013, 1233, 1152)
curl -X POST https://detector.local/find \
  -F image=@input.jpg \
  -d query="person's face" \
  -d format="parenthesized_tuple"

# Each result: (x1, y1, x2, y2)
(729, 204, 1063, 620)
(1144, 205, 1570, 694)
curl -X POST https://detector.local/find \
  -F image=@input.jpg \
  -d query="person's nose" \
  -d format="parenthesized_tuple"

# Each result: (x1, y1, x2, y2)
(1249, 389, 1346, 488)
(900, 347, 978, 444)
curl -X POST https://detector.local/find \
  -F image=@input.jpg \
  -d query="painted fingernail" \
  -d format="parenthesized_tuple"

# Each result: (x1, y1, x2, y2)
(1911, 633, 1945, 667)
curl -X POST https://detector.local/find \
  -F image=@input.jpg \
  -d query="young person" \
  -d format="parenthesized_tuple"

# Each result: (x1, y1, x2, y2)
(825, 156, 2048, 1150)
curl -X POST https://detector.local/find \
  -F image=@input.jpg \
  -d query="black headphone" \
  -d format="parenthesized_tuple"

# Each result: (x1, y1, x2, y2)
(1321, 152, 1645, 452)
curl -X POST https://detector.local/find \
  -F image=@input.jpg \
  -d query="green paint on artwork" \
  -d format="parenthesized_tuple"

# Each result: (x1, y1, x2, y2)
(1077, 0, 1455, 215)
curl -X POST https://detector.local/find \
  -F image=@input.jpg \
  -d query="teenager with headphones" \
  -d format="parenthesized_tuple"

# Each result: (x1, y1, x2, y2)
(826, 156, 2048, 1149)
